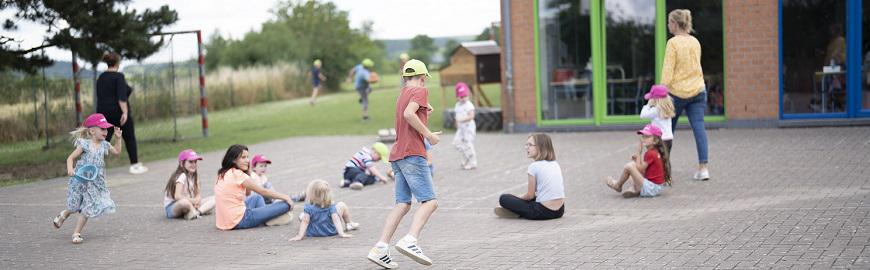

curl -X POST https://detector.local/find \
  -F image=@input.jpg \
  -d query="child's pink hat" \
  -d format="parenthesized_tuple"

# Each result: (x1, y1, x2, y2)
(455, 82, 470, 98)
(251, 154, 272, 167)
(83, 113, 114, 129)
(178, 149, 203, 162)
(644, 84, 669, 100)
(637, 124, 663, 137)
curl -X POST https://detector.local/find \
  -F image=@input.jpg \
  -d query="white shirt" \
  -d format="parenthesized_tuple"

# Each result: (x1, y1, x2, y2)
(163, 173, 194, 207)
(640, 105, 674, 140)
(527, 160, 565, 202)
(454, 100, 476, 131)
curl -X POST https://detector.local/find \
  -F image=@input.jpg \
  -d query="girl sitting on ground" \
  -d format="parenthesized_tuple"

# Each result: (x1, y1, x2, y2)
(289, 179, 359, 241)
(494, 133, 565, 220)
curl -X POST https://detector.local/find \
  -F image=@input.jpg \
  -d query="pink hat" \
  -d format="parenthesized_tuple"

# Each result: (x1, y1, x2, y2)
(644, 84, 669, 100)
(83, 113, 114, 129)
(637, 124, 663, 137)
(178, 149, 203, 162)
(455, 82, 470, 98)
(251, 154, 272, 167)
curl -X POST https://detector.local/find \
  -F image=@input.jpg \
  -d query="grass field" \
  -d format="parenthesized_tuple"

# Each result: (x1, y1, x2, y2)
(0, 72, 502, 185)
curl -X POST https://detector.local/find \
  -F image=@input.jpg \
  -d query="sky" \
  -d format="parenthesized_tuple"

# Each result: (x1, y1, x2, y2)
(1, 0, 501, 64)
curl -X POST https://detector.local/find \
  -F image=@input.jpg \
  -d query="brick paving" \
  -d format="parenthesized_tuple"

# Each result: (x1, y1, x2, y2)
(1, 127, 869, 269)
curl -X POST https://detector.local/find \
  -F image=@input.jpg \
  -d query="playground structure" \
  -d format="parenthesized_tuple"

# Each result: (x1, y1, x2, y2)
(439, 40, 503, 131)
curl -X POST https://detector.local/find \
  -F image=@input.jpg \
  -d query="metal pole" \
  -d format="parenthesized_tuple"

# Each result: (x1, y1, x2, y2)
(196, 30, 209, 137)
(72, 52, 82, 126)
(169, 35, 178, 142)
(31, 72, 39, 139)
(501, 0, 515, 133)
(42, 49, 51, 148)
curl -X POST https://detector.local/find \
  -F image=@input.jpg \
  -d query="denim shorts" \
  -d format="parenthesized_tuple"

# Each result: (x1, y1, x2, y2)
(392, 155, 436, 204)
(164, 202, 176, 218)
(640, 179, 663, 197)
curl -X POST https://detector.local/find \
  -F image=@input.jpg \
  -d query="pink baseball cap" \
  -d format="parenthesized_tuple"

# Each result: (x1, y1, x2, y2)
(178, 149, 203, 162)
(251, 154, 272, 167)
(644, 84, 669, 100)
(455, 82, 470, 98)
(637, 124, 663, 137)
(83, 113, 114, 129)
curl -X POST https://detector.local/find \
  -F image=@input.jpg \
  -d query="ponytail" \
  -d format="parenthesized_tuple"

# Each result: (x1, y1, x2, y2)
(69, 127, 90, 141)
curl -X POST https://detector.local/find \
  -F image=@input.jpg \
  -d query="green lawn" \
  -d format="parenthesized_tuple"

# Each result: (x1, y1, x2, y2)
(0, 72, 501, 184)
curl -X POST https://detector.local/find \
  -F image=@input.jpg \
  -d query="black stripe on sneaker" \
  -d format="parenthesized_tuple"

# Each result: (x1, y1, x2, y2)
(380, 255, 389, 261)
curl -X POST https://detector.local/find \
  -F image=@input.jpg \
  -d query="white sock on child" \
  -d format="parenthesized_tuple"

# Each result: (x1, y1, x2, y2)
(402, 234, 418, 243)
(376, 241, 389, 250)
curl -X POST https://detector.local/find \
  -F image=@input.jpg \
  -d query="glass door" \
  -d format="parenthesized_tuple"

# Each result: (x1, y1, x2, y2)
(601, 0, 658, 120)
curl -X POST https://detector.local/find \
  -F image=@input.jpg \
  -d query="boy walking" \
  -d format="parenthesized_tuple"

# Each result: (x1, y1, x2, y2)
(367, 59, 440, 269)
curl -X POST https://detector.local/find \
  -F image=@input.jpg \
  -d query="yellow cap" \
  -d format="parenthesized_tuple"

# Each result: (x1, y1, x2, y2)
(399, 53, 409, 61)
(313, 59, 322, 66)
(362, 58, 374, 68)
(372, 142, 390, 163)
(401, 59, 430, 77)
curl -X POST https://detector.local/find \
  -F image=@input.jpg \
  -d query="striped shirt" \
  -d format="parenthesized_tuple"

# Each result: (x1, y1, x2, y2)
(345, 147, 375, 170)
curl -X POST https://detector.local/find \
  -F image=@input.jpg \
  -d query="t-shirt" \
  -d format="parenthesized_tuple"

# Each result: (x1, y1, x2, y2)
(95, 71, 132, 113)
(527, 160, 565, 203)
(214, 168, 249, 230)
(643, 148, 665, 185)
(163, 173, 194, 207)
(660, 35, 705, 99)
(389, 86, 429, 162)
(311, 67, 322, 86)
(353, 64, 370, 90)
(303, 203, 338, 237)
(454, 100, 476, 131)
(639, 105, 673, 140)
(345, 147, 375, 170)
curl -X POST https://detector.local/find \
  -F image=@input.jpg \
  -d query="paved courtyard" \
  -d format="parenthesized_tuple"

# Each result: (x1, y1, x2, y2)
(1, 126, 869, 269)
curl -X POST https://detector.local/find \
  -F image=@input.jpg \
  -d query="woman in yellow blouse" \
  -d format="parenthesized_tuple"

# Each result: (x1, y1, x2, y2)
(660, 9, 710, 181)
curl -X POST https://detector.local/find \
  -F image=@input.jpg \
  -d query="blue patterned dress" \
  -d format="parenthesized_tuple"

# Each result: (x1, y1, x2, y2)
(67, 138, 116, 218)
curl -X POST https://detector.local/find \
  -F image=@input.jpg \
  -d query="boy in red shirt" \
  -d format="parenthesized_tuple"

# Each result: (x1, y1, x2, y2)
(367, 59, 441, 269)
(605, 124, 672, 198)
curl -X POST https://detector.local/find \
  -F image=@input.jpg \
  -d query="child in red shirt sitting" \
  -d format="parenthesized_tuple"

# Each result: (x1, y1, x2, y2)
(605, 124, 672, 198)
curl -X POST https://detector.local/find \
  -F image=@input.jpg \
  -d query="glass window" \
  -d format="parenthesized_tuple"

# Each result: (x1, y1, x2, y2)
(538, 0, 594, 120)
(782, 0, 847, 114)
(863, 0, 870, 111)
(666, 0, 725, 116)
(603, 0, 657, 116)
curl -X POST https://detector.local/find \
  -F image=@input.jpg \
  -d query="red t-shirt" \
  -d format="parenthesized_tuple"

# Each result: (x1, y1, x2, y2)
(643, 148, 665, 185)
(389, 86, 429, 161)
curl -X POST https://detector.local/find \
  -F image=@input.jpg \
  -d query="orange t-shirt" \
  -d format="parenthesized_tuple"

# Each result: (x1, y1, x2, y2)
(214, 168, 249, 230)
(389, 86, 429, 162)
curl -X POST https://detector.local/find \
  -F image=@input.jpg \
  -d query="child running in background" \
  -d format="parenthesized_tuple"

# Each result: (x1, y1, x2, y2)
(639, 84, 675, 153)
(164, 149, 215, 220)
(341, 142, 393, 190)
(452, 82, 477, 170)
(605, 124, 672, 198)
(494, 133, 565, 220)
(52, 113, 121, 244)
(308, 59, 327, 105)
(289, 180, 358, 241)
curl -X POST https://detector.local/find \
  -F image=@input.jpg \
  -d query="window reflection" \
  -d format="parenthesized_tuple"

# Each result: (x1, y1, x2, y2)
(539, 0, 594, 120)
(604, 0, 656, 116)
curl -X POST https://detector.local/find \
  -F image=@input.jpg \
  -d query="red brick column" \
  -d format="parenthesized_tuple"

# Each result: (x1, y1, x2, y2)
(724, 0, 780, 120)
(501, 0, 538, 127)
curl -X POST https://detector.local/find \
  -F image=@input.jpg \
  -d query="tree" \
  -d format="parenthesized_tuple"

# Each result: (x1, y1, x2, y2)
(1, 0, 178, 73)
(409, 34, 435, 65)
(475, 25, 501, 45)
(441, 39, 459, 64)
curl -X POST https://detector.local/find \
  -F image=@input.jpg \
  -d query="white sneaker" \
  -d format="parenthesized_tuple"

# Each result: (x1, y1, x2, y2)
(345, 222, 360, 231)
(129, 163, 149, 174)
(395, 237, 433, 266)
(367, 246, 398, 269)
(349, 182, 364, 190)
(694, 169, 710, 181)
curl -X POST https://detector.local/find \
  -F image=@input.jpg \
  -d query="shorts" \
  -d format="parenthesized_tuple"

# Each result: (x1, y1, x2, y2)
(640, 179, 664, 197)
(164, 202, 176, 218)
(392, 156, 436, 204)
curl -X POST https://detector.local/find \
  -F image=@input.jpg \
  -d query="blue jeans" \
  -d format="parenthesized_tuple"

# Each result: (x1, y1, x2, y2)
(234, 193, 290, 229)
(392, 156, 436, 204)
(670, 90, 709, 164)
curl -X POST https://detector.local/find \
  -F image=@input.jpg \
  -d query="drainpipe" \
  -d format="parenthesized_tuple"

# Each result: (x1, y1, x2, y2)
(501, 0, 515, 133)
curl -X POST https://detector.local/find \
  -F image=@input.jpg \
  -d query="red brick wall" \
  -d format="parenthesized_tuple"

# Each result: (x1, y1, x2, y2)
(501, 0, 537, 126)
(724, 1, 779, 119)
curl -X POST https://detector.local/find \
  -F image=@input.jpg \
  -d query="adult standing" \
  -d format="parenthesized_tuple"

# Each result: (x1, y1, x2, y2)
(660, 9, 710, 180)
(96, 52, 148, 174)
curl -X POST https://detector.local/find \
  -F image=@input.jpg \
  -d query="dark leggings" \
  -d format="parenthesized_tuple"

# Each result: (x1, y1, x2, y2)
(101, 110, 139, 164)
(499, 194, 564, 220)
(344, 167, 377, 185)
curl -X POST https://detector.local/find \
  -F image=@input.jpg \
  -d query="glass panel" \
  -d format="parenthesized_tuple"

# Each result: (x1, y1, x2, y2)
(782, 0, 847, 114)
(539, 0, 594, 120)
(603, 0, 656, 116)
(863, 0, 870, 111)
(666, 0, 725, 116)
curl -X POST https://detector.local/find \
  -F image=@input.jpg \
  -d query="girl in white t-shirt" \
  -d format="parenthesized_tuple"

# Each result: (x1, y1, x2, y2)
(452, 82, 477, 170)
(163, 149, 215, 220)
(494, 133, 565, 220)
(639, 84, 675, 153)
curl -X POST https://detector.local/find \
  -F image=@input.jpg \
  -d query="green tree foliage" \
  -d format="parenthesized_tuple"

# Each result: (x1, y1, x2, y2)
(203, 0, 386, 91)
(0, 0, 178, 73)
(475, 25, 501, 45)
(408, 34, 435, 65)
(442, 39, 459, 64)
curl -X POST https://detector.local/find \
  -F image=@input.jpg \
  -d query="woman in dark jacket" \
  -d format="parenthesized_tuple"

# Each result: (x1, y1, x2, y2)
(96, 52, 148, 174)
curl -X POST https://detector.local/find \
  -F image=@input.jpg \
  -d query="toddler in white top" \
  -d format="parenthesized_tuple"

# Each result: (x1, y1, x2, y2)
(452, 82, 477, 170)
(639, 84, 675, 153)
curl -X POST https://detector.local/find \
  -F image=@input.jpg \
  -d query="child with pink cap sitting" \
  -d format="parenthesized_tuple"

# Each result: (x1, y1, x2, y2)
(639, 84, 675, 153)
(605, 124, 672, 198)
(163, 149, 215, 220)
(452, 82, 477, 170)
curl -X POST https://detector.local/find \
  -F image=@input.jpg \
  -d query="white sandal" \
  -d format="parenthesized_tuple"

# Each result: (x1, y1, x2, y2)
(52, 210, 68, 229)
(72, 233, 83, 244)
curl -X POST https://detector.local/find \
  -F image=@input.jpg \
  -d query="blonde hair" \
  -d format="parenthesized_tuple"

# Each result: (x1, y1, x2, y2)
(530, 133, 556, 161)
(650, 96, 676, 118)
(668, 9, 694, 33)
(69, 127, 91, 141)
(306, 179, 333, 208)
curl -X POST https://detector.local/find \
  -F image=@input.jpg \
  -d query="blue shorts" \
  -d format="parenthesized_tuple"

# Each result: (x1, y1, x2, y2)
(640, 179, 663, 197)
(164, 202, 176, 218)
(391, 156, 436, 204)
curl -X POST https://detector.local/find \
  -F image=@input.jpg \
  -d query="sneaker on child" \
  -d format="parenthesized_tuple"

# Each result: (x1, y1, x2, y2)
(367, 246, 398, 269)
(345, 222, 360, 231)
(395, 235, 433, 266)
(349, 182, 364, 190)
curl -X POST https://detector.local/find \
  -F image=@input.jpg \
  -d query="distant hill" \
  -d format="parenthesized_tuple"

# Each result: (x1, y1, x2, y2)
(379, 35, 476, 64)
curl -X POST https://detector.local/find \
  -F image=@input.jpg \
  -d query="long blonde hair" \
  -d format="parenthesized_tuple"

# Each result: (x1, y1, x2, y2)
(306, 179, 333, 208)
(668, 9, 694, 33)
(69, 127, 91, 141)
(650, 96, 676, 119)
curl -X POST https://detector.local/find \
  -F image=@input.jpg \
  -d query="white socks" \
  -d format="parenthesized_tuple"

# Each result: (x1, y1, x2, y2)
(375, 241, 389, 250)
(402, 234, 418, 243)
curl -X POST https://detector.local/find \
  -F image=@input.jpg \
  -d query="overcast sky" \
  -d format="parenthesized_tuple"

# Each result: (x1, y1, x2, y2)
(1, 0, 501, 64)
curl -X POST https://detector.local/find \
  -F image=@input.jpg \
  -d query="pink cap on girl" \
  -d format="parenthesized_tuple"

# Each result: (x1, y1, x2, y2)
(83, 113, 114, 129)
(251, 154, 272, 167)
(644, 84, 669, 100)
(455, 82, 470, 98)
(637, 124, 663, 137)
(178, 149, 203, 162)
